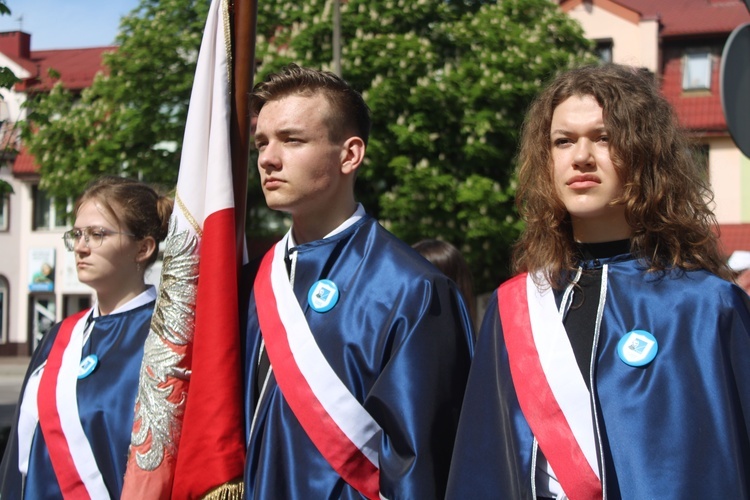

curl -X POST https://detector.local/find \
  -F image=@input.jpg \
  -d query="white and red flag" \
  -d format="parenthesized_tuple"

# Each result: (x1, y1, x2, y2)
(121, 0, 247, 497)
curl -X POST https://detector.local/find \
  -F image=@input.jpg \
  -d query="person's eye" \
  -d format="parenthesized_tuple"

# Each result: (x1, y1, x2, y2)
(90, 230, 105, 240)
(598, 135, 609, 143)
(553, 138, 571, 147)
(72, 230, 83, 239)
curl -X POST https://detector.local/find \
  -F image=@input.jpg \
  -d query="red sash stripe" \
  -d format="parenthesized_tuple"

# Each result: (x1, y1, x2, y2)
(499, 274, 602, 500)
(254, 246, 380, 500)
(37, 309, 91, 500)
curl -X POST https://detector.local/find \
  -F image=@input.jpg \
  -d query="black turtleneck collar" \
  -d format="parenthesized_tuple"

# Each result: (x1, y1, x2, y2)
(575, 239, 631, 262)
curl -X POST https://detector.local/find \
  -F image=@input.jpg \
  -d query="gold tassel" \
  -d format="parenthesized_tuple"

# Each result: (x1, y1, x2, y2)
(200, 479, 244, 500)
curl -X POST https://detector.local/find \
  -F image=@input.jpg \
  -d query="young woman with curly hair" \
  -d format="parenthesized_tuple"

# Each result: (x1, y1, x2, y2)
(447, 64, 750, 499)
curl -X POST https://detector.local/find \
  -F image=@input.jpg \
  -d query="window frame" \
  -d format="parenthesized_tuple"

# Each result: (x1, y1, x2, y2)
(0, 193, 8, 232)
(0, 276, 8, 344)
(682, 49, 712, 91)
(595, 39, 613, 64)
(32, 184, 71, 231)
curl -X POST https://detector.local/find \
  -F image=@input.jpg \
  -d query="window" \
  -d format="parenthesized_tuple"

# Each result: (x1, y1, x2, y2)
(682, 51, 712, 91)
(691, 144, 710, 178)
(596, 40, 613, 64)
(0, 277, 8, 344)
(30, 294, 56, 352)
(32, 185, 69, 230)
(63, 294, 91, 317)
(0, 193, 8, 231)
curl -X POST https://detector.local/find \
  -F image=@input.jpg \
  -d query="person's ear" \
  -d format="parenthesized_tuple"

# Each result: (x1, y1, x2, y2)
(135, 236, 157, 264)
(340, 136, 365, 175)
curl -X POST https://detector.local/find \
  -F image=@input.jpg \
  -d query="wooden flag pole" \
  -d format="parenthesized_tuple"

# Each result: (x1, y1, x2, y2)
(231, 0, 258, 267)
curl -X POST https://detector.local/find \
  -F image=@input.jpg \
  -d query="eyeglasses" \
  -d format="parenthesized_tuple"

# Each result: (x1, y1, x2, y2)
(62, 226, 135, 251)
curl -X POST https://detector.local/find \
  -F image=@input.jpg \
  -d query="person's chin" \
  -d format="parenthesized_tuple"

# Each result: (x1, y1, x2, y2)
(265, 198, 294, 214)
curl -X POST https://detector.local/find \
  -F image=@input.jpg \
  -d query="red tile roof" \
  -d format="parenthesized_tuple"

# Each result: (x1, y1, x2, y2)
(612, 0, 750, 37)
(0, 32, 115, 175)
(16, 46, 115, 92)
(0, 31, 114, 92)
(718, 223, 750, 257)
(11, 146, 39, 176)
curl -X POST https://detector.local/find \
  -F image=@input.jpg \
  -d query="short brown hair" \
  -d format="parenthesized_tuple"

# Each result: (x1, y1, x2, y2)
(75, 176, 173, 266)
(250, 63, 371, 146)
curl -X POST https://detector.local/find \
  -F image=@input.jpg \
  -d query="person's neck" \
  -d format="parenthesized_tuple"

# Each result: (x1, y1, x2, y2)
(96, 282, 147, 316)
(291, 201, 358, 245)
(572, 218, 631, 243)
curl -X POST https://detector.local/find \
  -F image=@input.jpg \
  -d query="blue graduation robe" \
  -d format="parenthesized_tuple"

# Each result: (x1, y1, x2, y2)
(242, 214, 474, 499)
(446, 254, 750, 499)
(0, 301, 155, 499)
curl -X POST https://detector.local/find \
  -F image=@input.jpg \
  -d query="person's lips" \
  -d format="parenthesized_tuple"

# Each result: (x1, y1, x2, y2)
(263, 176, 284, 189)
(567, 174, 601, 189)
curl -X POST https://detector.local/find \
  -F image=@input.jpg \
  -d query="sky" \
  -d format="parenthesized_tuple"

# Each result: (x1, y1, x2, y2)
(0, 0, 141, 50)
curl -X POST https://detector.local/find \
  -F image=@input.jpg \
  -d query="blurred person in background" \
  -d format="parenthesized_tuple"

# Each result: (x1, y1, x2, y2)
(729, 250, 750, 294)
(413, 238, 477, 331)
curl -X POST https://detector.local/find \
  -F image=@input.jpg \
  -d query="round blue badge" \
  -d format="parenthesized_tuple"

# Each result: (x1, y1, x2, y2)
(78, 354, 99, 379)
(308, 279, 339, 313)
(617, 330, 658, 367)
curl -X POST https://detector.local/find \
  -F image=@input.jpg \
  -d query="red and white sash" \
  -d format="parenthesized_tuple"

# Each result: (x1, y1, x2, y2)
(35, 309, 109, 499)
(19, 288, 156, 499)
(253, 236, 382, 500)
(498, 273, 602, 500)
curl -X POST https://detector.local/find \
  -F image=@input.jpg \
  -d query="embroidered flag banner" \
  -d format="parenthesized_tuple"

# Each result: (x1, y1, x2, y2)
(121, 0, 246, 497)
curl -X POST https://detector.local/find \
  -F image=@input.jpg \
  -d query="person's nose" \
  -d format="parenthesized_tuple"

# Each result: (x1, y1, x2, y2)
(74, 234, 90, 253)
(258, 141, 281, 171)
(572, 139, 595, 170)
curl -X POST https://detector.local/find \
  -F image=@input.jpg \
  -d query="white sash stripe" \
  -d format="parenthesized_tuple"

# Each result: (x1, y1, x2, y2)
(526, 273, 600, 479)
(57, 314, 110, 498)
(269, 235, 382, 467)
(18, 364, 43, 474)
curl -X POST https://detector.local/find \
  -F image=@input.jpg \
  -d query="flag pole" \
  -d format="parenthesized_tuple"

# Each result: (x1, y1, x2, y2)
(231, 0, 258, 267)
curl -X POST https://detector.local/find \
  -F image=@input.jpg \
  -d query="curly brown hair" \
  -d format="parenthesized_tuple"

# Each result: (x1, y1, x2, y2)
(513, 63, 732, 287)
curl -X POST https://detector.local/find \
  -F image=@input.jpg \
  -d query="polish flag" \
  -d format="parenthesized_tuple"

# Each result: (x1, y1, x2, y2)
(121, 0, 246, 497)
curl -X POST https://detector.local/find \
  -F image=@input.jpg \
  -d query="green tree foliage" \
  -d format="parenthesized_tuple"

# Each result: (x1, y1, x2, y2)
(26, 0, 593, 292)
(23, 0, 209, 197)
(253, 0, 595, 290)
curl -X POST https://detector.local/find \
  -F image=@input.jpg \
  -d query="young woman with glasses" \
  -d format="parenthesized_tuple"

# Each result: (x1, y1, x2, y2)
(0, 175, 172, 499)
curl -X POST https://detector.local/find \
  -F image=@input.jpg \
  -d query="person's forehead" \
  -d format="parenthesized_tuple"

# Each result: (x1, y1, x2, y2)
(256, 93, 332, 133)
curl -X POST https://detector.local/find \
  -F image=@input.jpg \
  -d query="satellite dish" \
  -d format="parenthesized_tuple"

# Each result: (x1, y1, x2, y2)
(721, 23, 750, 158)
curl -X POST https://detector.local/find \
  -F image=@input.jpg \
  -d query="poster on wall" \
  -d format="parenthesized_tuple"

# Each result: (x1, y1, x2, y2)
(28, 247, 56, 292)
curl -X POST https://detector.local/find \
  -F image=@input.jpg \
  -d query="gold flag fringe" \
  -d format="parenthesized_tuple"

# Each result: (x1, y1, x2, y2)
(200, 478, 244, 500)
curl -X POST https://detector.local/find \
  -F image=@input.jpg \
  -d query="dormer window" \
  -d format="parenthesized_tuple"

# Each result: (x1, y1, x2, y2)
(682, 50, 712, 91)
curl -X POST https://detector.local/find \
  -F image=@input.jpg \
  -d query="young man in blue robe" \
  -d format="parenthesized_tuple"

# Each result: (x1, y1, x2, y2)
(446, 64, 750, 499)
(241, 64, 474, 499)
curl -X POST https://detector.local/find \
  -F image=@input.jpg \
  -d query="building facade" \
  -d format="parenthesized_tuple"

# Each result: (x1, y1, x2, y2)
(0, 32, 158, 357)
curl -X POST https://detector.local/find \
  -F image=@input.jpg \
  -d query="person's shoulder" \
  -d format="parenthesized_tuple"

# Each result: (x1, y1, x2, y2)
(660, 268, 747, 308)
(363, 220, 445, 277)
